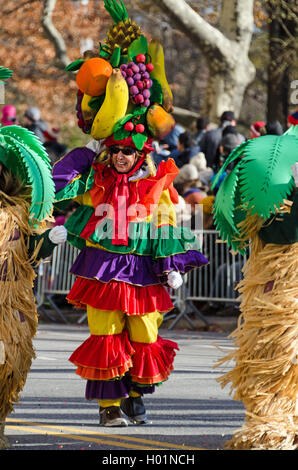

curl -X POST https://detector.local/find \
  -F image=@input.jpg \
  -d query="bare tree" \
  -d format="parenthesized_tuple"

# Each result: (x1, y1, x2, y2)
(151, 0, 256, 121)
(41, 0, 70, 69)
(266, 0, 297, 128)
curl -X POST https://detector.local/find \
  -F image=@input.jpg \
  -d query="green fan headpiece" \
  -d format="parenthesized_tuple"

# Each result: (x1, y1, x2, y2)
(211, 125, 298, 252)
(0, 125, 55, 223)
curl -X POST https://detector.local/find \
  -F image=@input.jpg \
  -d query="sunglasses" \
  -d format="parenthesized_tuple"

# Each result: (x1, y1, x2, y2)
(110, 146, 136, 156)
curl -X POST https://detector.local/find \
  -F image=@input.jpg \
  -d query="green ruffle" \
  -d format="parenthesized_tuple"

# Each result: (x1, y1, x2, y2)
(64, 205, 94, 250)
(65, 205, 201, 257)
(54, 168, 94, 211)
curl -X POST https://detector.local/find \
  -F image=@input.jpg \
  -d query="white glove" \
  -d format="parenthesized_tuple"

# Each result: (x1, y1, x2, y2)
(49, 226, 67, 244)
(167, 271, 183, 290)
(291, 163, 298, 187)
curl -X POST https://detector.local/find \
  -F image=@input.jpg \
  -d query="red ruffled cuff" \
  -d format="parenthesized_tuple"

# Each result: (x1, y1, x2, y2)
(130, 336, 179, 385)
(69, 331, 135, 380)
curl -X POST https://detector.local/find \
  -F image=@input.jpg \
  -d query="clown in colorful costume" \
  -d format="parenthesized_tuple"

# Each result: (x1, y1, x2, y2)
(53, 0, 208, 427)
(0, 67, 67, 449)
(212, 125, 298, 449)
(53, 136, 208, 426)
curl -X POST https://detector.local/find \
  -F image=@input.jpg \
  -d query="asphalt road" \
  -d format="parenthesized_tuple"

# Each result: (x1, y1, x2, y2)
(4, 324, 245, 455)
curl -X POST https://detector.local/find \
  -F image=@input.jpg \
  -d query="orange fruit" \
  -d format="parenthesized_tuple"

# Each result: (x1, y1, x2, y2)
(76, 58, 113, 96)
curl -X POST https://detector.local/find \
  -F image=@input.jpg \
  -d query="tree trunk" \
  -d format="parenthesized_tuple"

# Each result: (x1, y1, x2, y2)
(267, 0, 297, 128)
(41, 0, 70, 69)
(151, 0, 256, 121)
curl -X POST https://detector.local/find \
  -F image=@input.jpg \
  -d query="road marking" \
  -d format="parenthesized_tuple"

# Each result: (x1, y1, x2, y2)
(37, 356, 58, 361)
(6, 418, 204, 450)
(6, 424, 152, 450)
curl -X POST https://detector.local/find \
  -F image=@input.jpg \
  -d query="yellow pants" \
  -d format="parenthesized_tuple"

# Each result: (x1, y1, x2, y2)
(87, 306, 163, 408)
(87, 306, 163, 343)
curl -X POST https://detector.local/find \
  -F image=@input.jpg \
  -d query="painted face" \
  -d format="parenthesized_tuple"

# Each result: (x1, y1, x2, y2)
(110, 146, 137, 173)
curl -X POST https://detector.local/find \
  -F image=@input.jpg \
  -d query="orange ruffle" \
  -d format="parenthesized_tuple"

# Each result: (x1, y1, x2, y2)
(67, 277, 173, 315)
(75, 362, 133, 380)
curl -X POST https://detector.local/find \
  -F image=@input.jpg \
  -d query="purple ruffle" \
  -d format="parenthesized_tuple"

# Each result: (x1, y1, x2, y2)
(70, 247, 160, 286)
(53, 147, 96, 193)
(85, 379, 130, 400)
(85, 377, 155, 400)
(152, 250, 209, 277)
(70, 247, 208, 286)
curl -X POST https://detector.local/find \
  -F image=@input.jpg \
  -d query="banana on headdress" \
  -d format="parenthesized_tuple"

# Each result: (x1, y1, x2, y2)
(66, 0, 175, 150)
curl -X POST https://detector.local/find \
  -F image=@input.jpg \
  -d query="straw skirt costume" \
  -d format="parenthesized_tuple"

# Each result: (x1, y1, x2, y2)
(212, 129, 298, 449)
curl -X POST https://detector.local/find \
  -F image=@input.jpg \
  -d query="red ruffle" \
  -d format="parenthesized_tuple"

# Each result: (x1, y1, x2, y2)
(69, 331, 135, 371)
(130, 336, 179, 385)
(67, 277, 173, 315)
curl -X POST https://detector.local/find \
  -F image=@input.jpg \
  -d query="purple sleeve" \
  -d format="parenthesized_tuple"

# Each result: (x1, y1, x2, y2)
(52, 147, 96, 193)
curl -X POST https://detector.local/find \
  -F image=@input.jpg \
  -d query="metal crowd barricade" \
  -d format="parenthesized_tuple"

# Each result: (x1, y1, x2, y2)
(36, 230, 249, 328)
(188, 229, 249, 303)
(35, 243, 80, 323)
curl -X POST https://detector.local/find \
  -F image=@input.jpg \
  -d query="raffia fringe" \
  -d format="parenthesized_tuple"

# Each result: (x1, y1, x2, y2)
(0, 199, 41, 421)
(215, 235, 298, 449)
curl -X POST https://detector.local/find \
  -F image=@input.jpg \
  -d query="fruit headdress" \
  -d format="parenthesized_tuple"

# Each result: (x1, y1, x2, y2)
(0, 67, 55, 224)
(66, 0, 175, 152)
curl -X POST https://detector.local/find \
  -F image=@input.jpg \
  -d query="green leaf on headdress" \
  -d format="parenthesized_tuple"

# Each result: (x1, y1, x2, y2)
(65, 59, 84, 72)
(104, 0, 128, 23)
(239, 134, 298, 219)
(119, 55, 128, 65)
(110, 46, 121, 67)
(132, 132, 147, 150)
(0, 126, 54, 222)
(0, 66, 13, 80)
(127, 35, 148, 61)
(150, 78, 163, 105)
(132, 106, 147, 117)
(113, 126, 130, 141)
(88, 95, 105, 110)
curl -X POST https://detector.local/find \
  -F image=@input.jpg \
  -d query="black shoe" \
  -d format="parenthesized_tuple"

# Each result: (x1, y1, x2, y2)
(99, 406, 128, 427)
(120, 396, 148, 425)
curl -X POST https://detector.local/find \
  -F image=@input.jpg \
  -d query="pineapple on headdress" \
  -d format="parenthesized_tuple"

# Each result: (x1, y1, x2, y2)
(102, 0, 141, 57)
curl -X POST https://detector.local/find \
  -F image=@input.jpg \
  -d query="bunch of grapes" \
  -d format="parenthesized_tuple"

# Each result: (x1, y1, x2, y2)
(120, 54, 154, 108)
(76, 90, 91, 134)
